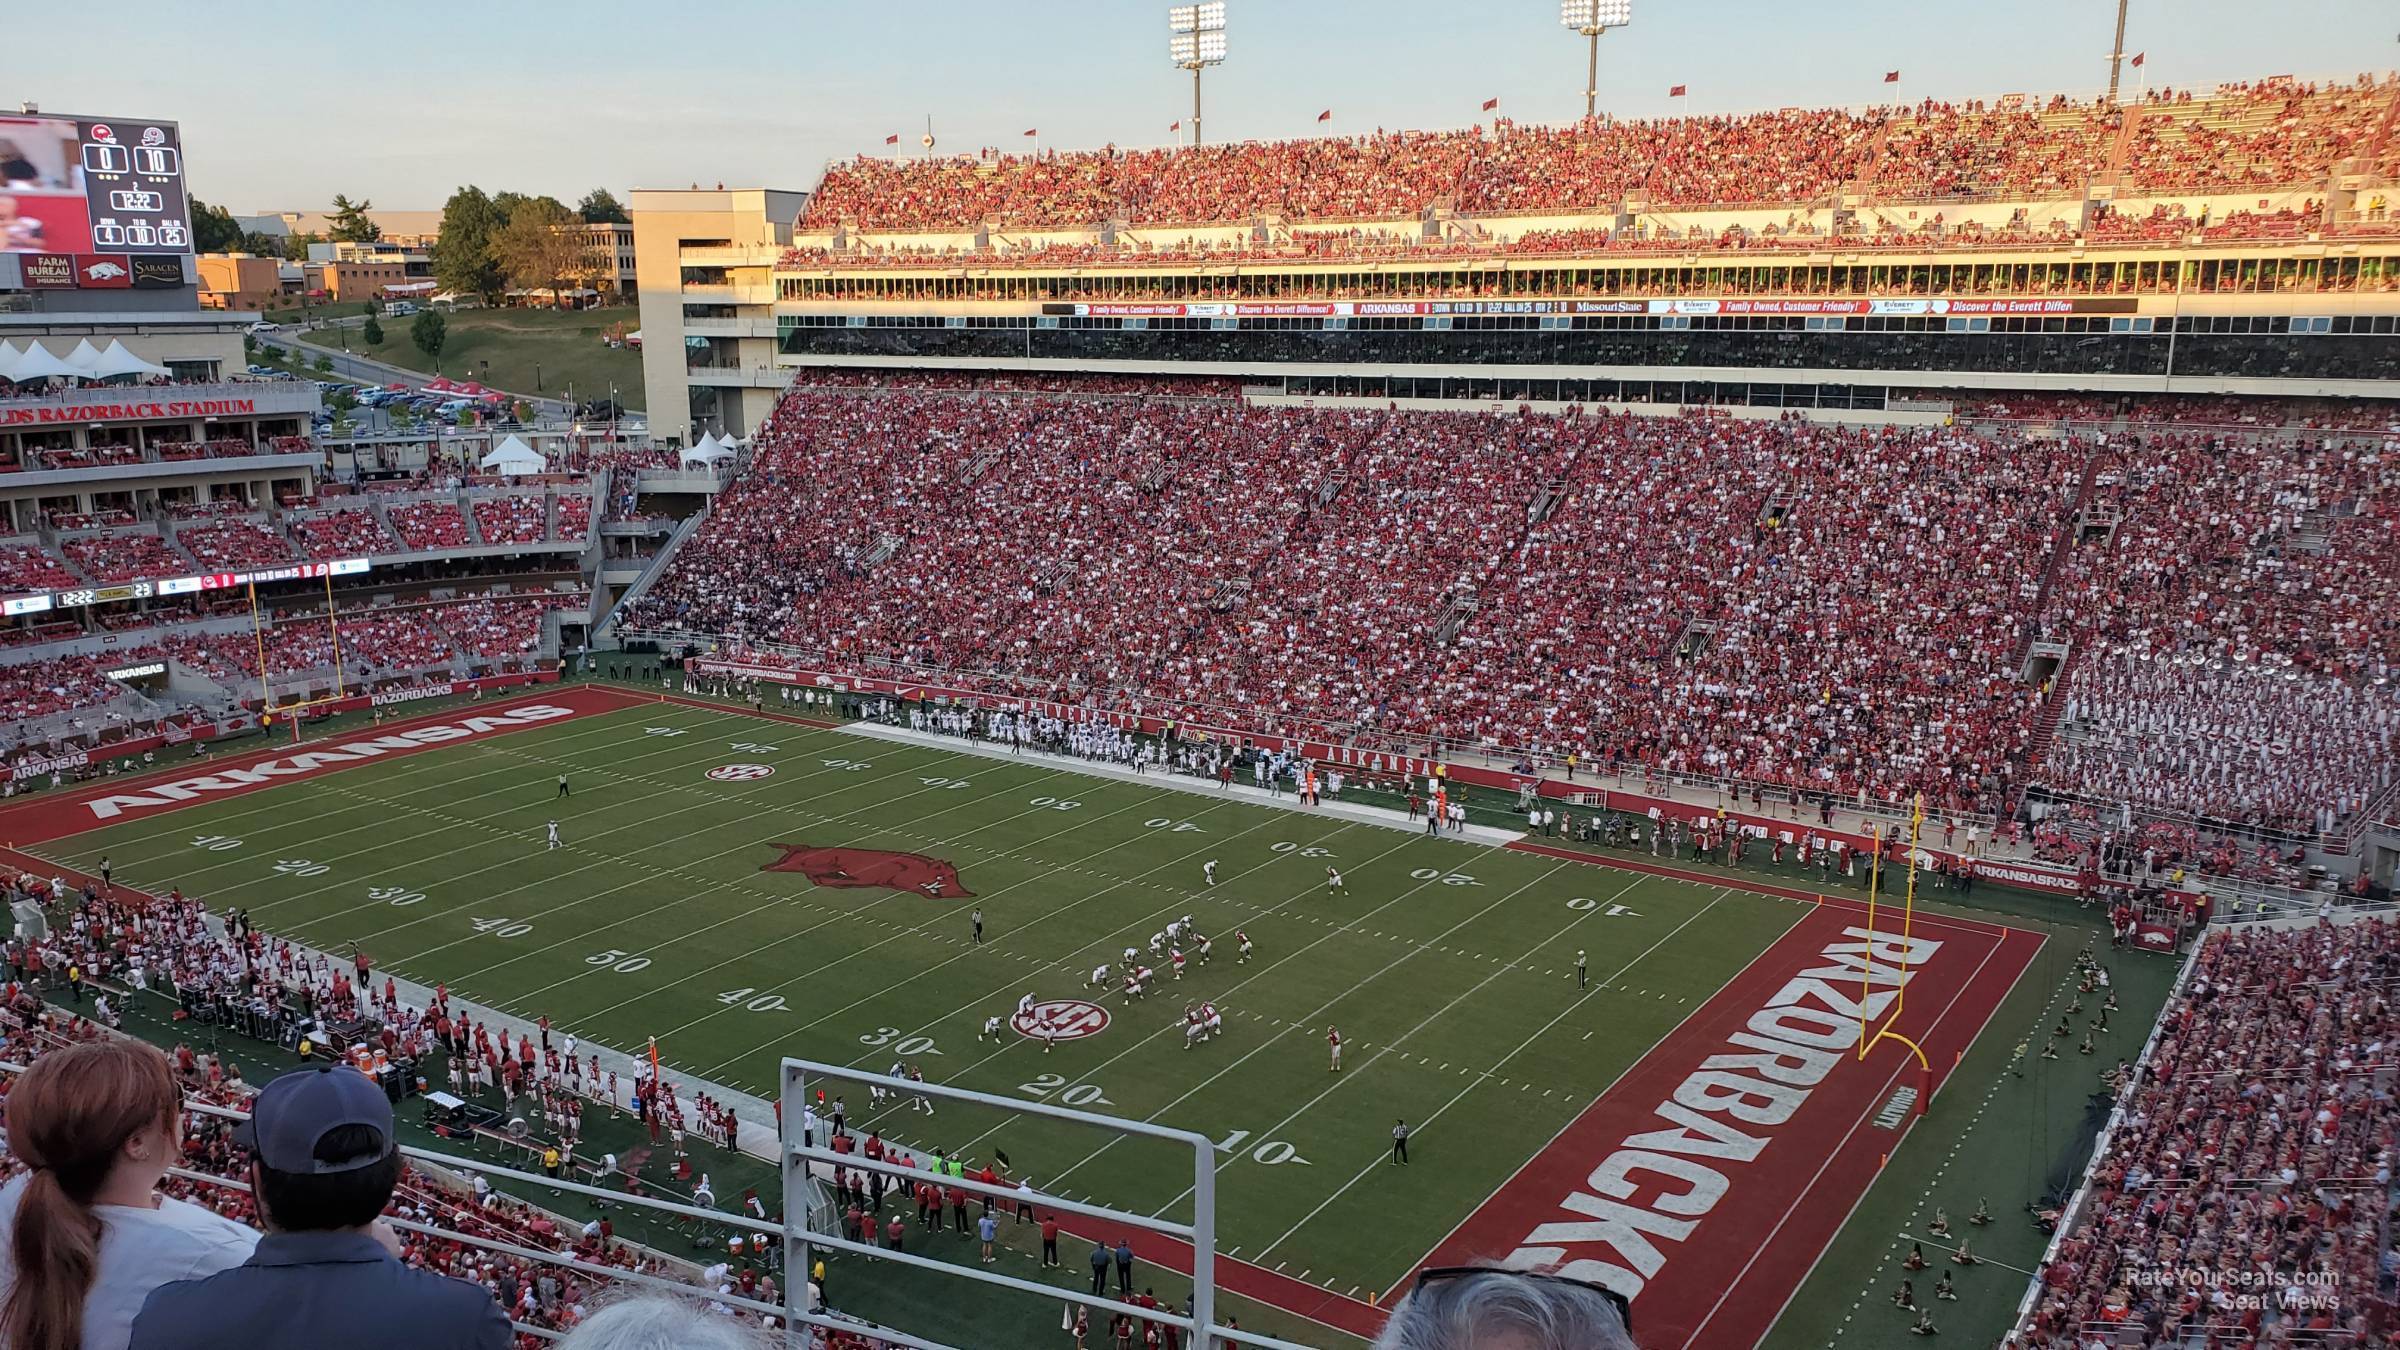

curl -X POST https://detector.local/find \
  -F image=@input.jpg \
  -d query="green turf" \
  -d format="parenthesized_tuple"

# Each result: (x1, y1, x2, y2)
(35, 680, 2172, 1349)
(43, 700, 1795, 1297)
(290, 305, 644, 406)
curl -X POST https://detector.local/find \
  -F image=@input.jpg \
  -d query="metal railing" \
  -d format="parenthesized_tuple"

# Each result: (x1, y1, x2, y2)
(779, 1058, 1318, 1350)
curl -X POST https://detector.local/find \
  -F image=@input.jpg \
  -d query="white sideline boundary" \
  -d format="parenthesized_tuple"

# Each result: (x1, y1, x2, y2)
(834, 718, 1529, 849)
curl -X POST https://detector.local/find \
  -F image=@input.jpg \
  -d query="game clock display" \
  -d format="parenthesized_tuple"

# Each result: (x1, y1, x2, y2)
(77, 119, 189, 252)
(0, 113, 190, 255)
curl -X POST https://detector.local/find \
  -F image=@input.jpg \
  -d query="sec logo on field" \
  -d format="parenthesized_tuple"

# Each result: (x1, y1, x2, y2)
(1013, 999, 1111, 1042)
(706, 763, 776, 782)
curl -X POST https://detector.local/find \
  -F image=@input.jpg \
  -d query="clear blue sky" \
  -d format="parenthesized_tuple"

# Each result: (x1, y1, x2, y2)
(7, 0, 2393, 212)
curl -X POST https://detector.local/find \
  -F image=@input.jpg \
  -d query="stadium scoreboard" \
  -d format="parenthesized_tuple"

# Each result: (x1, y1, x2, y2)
(2, 558, 370, 617)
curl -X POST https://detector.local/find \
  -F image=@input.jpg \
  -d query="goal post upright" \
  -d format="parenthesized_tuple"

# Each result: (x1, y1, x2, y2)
(251, 573, 353, 741)
(776, 1056, 1307, 1350)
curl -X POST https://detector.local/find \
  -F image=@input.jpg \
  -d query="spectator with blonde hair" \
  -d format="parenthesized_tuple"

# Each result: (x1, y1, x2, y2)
(0, 1039, 256, 1350)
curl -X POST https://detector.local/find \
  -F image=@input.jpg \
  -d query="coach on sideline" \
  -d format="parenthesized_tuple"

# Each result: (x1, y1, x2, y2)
(128, 1066, 510, 1350)
(1372, 1265, 1634, 1350)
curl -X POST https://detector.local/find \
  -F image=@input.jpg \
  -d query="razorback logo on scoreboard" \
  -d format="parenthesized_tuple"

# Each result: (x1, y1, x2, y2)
(759, 844, 973, 898)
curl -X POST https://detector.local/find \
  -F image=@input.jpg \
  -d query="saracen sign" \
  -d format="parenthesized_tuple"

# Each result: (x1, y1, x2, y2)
(0, 398, 257, 428)
(82, 703, 583, 821)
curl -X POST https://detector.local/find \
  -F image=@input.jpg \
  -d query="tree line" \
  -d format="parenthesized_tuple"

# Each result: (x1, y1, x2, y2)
(188, 188, 630, 308)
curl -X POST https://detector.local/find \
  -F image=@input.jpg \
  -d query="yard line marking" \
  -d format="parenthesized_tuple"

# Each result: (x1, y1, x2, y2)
(233, 717, 995, 935)
(68, 704, 746, 886)
(1047, 861, 1577, 1201)
(1386, 889, 1807, 1294)
(675, 784, 1284, 1070)
(394, 757, 1104, 998)
(905, 827, 1430, 1149)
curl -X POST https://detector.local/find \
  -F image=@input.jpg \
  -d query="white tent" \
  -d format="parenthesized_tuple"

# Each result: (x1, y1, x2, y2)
(86, 340, 173, 380)
(477, 435, 546, 476)
(680, 431, 734, 469)
(3, 342, 89, 382)
(61, 339, 105, 371)
(0, 341, 20, 378)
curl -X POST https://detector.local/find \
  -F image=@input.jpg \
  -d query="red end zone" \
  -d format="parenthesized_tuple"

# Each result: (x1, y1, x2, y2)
(1396, 881, 2040, 1350)
(0, 685, 643, 847)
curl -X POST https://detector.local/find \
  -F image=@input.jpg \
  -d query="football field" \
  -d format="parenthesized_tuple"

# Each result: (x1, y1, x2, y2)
(0, 684, 2041, 1347)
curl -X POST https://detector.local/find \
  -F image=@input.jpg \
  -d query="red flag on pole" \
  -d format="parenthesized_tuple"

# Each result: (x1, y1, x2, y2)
(1169, 119, 1180, 132)
(1481, 97, 1499, 111)
(1023, 128, 1038, 137)
(2129, 51, 2145, 67)
(884, 133, 900, 145)
(1883, 70, 1901, 83)
(1668, 84, 1687, 97)
(1316, 109, 1332, 122)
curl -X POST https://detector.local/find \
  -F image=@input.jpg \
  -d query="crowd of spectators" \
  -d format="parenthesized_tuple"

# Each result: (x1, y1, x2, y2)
(176, 517, 302, 570)
(0, 883, 738, 1350)
(634, 384, 2398, 833)
(797, 76, 2391, 231)
(61, 527, 187, 584)
(0, 539, 80, 593)
(555, 495, 593, 542)
(2028, 434, 2400, 833)
(2019, 919, 2399, 1345)
(390, 501, 473, 551)
(0, 650, 157, 722)
(162, 608, 457, 686)
(473, 495, 551, 546)
(290, 506, 402, 558)
(441, 594, 586, 660)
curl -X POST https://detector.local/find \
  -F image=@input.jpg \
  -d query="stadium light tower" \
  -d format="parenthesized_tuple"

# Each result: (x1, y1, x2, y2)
(1169, 3, 1228, 146)
(1559, 0, 1633, 120)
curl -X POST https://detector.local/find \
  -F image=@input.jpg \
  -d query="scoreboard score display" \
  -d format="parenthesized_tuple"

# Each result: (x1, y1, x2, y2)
(0, 112, 192, 257)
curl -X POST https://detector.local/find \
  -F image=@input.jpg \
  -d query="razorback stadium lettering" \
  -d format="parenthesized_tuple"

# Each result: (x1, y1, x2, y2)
(1502, 926, 1942, 1300)
(82, 704, 580, 820)
(0, 399, 258, 428)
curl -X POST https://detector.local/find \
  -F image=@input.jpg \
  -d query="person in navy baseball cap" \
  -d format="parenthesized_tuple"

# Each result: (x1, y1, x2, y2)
(131, 1066, 507, 1350)
(230, 1064, 397, 1174)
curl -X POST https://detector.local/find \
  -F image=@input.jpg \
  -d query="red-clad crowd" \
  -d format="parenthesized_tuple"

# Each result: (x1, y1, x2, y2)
(0, 650, 163, 722)
(390, 501, 473, 550)
(61, 527, 185, 584)
(798, 76, 2392, 231)
(633, 385, 2398, 834)
(0, 886, 727, 1350)
(2019, 919, 2399, 1346)
(176, 517, 302, 570)
(0, 540, 79, 593)
(473, 495, 551, 546)
(441, 594, 586, 660)
(290, 506, 403, 558)
(163, 608, 457, 686)
(2029, 436, 2400, 832)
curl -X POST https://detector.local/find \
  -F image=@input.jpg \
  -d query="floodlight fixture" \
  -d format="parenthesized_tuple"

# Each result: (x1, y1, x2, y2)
(1169, 2, 1229, 146)
(1559, 0, 1632, 118)
(1560, 0, 1632, 31)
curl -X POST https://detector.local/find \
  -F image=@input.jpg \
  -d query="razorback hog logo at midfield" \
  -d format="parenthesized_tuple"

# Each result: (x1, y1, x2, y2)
(760, 845, 973, 898)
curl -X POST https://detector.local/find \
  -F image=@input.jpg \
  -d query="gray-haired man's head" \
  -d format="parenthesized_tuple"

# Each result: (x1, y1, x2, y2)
(1371, 1266, 1635, 1350)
